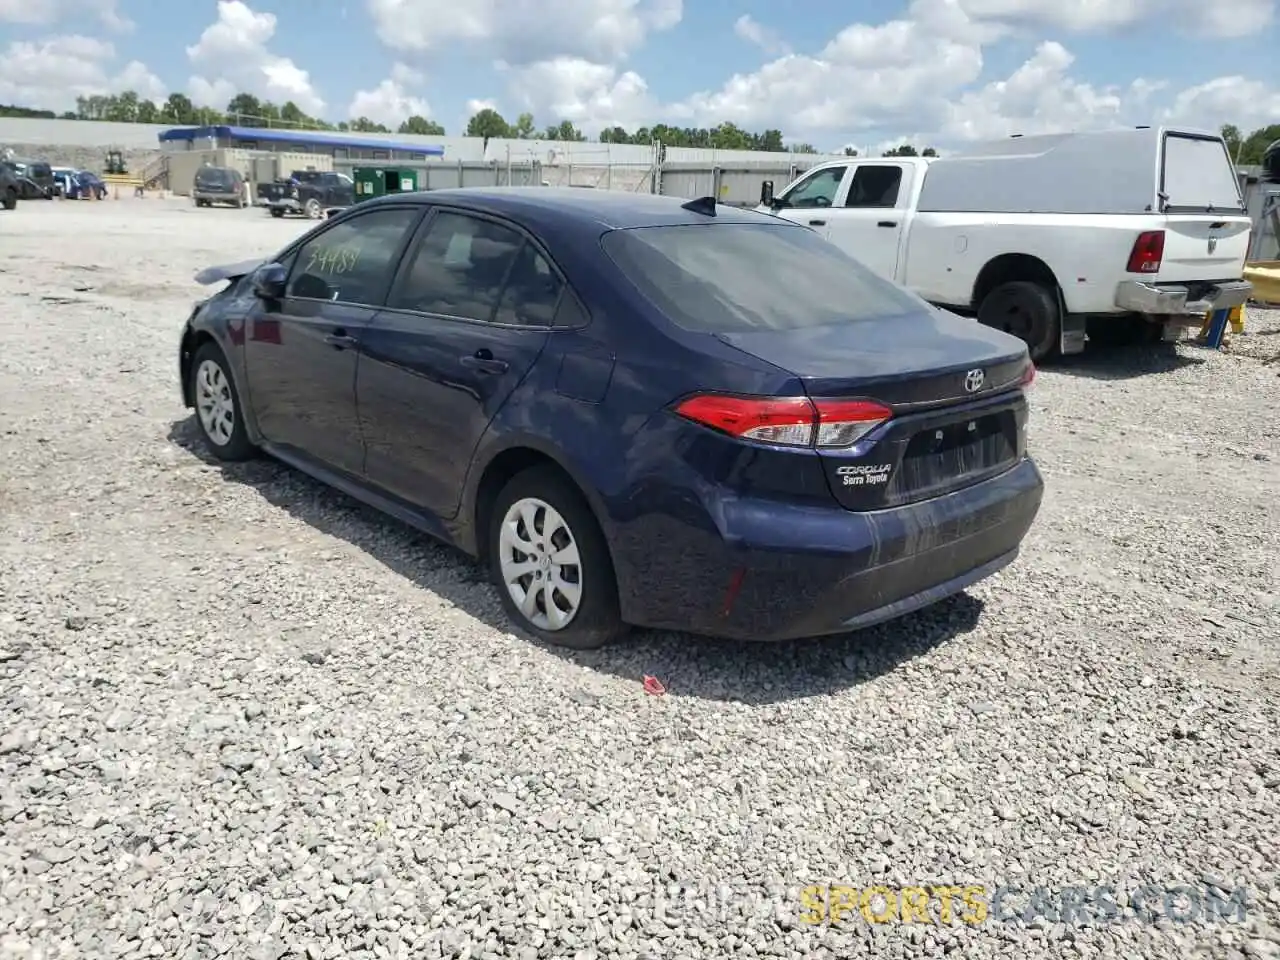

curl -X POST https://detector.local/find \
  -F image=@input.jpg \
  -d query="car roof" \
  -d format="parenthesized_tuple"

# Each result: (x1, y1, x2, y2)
(360, 186, 784, 230)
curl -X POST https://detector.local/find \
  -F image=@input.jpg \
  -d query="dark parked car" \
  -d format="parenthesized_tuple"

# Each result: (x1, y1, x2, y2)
(192, 166, 247, 207)
(179, 188, 1043, 648)
(258, 170, 354, 218)
(70, 170, 108, 200)
(1, 161, 49, 200)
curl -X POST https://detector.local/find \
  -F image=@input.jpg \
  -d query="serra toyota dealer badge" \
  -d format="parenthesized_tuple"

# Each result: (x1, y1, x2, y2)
(837, 464, 893, 486)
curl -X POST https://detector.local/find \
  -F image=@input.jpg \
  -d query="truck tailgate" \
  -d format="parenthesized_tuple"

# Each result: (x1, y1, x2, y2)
(1155, 215, 1251, 282)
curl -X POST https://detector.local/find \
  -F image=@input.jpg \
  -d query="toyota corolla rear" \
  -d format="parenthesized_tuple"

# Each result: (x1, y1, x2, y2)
(598, 217, 1044, 641)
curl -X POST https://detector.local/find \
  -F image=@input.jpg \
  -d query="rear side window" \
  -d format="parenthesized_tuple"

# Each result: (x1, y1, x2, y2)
(845, 165, 902, 208)
(1161, 135, 1244, 213)
(390, 211, 559, 325)
(602, 222, 926, 333)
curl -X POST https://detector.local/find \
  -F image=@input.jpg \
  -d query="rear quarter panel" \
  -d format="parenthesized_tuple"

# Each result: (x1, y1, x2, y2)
(904, 212, 1180, 314)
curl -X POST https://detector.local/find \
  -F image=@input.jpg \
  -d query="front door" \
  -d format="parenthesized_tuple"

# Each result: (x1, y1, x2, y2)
(822, 162, 912, 281)
(770, 164, 848, 240)
(357, 208, 560, 517)
(242, 204, 423, 476)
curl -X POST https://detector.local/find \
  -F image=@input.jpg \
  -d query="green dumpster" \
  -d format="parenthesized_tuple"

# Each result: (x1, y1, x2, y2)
(352, 167, 420, 202)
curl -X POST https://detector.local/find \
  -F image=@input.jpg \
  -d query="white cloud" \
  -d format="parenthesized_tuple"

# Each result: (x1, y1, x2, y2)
(953, 0, 1274, 38)
(0, 35, 164, 111)
(186, 0, 324, 116)
(503, 58, 656, 132)
(466, 98, 501, 115)
(366, 0, 681, 65)
(461, 0, 1280, 152)
(0, 0, 132, 32)
(348, 63, 432, 126)
(733, 15, 790, 56)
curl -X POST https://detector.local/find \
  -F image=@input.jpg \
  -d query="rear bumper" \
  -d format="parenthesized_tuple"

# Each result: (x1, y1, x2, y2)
(194, 190, 242, 203)
(1115, 279, 1253, 316)
(267, 199, 302, 213)
(612, 457, 1044, 641)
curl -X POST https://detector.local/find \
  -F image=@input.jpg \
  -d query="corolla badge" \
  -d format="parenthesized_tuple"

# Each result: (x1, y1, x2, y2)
(1207, 235, 1218, 253)
(964, 368, 985, 393)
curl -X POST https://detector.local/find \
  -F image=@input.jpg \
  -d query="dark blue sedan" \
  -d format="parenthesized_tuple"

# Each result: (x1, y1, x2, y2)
(179, 187, 1043, 648)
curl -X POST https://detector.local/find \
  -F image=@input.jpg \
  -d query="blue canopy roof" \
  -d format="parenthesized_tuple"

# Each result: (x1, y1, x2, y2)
(157, 125, 445, 156)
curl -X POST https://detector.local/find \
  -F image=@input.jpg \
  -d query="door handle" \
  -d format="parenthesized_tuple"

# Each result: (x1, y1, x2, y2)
(808, 219, 826, 226)
(324, 332, 359, 350)
(877, 220, 897, 228)
(461, 350, 509, 374)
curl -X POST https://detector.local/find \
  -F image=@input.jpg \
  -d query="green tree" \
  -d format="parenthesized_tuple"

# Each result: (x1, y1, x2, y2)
(512, 112, 535, 138)
(882, 144, 919, 157)
(843, 146, 859, 156)
(399, 115, 445, 135)
(349, 116, 391, 133)
(791, 142, 818, 154)
(466, 108, 513, 139)
(922, 147, 938, 157)
(161, 93, 195, 124)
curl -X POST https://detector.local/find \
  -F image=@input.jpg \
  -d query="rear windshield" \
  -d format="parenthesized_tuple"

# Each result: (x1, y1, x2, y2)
(196, 168, 232, 184)
(600, 222, 926, 333)
(1161, 134, 1244, 213)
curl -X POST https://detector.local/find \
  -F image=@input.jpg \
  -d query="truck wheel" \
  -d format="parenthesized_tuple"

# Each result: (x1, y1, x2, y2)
(269, 208, 285, 218)
(977, 280, 1060, 363)
(2, 188, 16, 210)
(304, 198, 322, 219)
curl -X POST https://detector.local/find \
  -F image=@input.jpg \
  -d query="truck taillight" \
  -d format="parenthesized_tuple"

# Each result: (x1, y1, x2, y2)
(1126, 230, 1165, 273)
(674, 394, 892, 448)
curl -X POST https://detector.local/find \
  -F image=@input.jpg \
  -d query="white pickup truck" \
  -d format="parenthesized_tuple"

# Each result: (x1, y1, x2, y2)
(757, 127, 1253, 361)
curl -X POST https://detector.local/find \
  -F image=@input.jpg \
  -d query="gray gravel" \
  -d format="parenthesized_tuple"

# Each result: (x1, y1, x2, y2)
(2, 199, 1279, 960)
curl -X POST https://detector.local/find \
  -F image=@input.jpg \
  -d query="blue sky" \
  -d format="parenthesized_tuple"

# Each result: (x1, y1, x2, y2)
(1, 0, 1278, 152)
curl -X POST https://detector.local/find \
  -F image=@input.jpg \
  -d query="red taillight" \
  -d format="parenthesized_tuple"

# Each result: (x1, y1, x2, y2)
(1126, 230, 1164, 273)
(1020, 363, 1035, 390)
(674, 394, 891, 448)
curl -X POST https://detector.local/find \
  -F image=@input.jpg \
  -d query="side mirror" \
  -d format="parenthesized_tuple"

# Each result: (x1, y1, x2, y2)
(253, 263, 288, 300)
(759, 180, 774, 206)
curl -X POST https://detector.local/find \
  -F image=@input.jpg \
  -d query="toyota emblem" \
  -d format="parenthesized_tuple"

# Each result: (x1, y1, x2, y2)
(1207, 235, 1218, 254)
(964, 369, 985, 393)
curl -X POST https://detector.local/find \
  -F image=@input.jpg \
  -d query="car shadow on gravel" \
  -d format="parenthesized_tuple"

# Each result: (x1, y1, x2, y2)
(1047, 340, 1207, 381)
(168, 418, 986, 703)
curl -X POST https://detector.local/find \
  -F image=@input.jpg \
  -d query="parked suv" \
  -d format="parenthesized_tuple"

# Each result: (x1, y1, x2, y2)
(192, 166, 248, 208)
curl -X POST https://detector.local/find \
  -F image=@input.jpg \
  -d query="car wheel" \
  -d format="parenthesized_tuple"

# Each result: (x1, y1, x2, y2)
(269, 208, 285, 218)
(2, 188, 15, 210)
(190, 343, 255, 462)
(977, 280, 1061, 363)
(489, 466, 626, 650)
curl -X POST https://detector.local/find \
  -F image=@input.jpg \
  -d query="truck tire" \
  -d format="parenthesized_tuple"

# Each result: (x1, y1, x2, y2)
(2, 188, 16, 210)
(304, 198, 322, 219)
(977, 280, 1060, 363)
(269, 207, 285, 218)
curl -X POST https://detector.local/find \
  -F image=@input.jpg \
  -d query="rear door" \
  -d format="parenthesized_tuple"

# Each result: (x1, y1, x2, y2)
(356, 208, 557, 517)
(1156, 132, 1251, 281)
(822, 162, 914, 281)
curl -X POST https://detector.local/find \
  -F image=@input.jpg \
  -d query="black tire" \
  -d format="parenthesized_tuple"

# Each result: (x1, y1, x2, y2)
(488, 466, 626, 650)
(304, 198, 322, 219)
(977, 280, 1061, 363)
(189, 342, 256, 462)
(269, 207, 285, 218)
(2, 188, 15, 210)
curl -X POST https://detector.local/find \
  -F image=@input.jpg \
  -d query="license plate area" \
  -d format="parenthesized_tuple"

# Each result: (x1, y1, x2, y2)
(890, 412, 1017, 500)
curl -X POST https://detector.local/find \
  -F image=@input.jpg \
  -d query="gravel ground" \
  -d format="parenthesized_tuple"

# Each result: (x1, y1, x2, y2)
(1, 199, 1278, 960)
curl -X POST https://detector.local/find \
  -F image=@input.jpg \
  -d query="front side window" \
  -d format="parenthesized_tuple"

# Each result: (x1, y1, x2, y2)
(286, 207, 420, 305)
(778, 166, 846, 209)
(389, 211, 543, 323)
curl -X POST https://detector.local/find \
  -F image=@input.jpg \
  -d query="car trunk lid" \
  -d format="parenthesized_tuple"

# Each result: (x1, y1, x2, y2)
(715, 313, 1031, 510)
